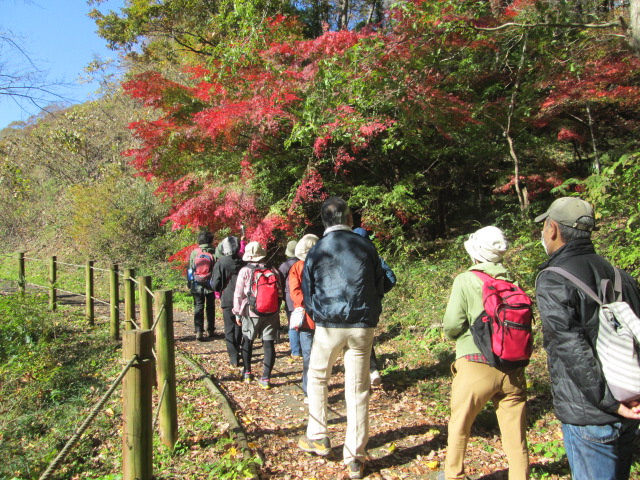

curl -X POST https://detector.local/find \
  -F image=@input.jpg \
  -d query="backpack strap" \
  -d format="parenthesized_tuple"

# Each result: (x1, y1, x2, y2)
(543, 267, 602, 305)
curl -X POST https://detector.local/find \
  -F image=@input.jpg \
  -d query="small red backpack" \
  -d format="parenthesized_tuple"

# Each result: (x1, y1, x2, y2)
(469, 270, 533, 369)
(247, 265, 281, 316)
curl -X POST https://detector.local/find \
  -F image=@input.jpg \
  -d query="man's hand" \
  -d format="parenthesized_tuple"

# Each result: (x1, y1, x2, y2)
(236, 315, 242, 326)
(616, 402, 640, 420)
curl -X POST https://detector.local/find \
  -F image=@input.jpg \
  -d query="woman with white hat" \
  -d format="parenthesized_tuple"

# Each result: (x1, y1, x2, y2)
(233, 242, 283, 389)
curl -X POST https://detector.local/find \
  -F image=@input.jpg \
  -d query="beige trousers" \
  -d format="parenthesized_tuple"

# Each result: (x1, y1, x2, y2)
(306, 326, 375, 464)
(444, 357, 529, 480)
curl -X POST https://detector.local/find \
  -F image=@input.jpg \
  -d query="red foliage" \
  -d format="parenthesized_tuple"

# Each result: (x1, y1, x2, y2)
(493, 174, 564, 201)
(557, 127, 585, 143)
(168, 244, 197, 272)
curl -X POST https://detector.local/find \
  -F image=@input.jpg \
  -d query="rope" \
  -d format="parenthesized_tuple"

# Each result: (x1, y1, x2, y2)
(38, 354, 139, 480)
(129, 277, 140, 285)
(89, 295, 110, 306)
(24, 282, 48, 290)
(55, 261, 85, 269)
(153, 379, 169, 429)
(92, 266, 112, 273)
(151, 303, 166, 331)
(145, 285, 154, 297)
(23, 256, 44, 262)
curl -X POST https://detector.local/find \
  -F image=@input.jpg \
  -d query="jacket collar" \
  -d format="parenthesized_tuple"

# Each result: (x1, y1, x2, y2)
(539, 238, 596, 270)
(323, 225, 353, 236)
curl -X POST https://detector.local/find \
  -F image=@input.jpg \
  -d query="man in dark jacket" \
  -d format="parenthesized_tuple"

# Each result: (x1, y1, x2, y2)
(535, 197, 640, 480)
(211, 236, 245, 368)
(298, 197, 384, 480)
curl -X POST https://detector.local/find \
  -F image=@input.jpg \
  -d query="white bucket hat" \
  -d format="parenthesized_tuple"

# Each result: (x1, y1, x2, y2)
(294, 234, 319, 261)
(242, 241, 266, 262)
(464, 226, 508, 263)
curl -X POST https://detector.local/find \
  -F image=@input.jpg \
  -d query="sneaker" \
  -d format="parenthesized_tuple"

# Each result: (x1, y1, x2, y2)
(370, 369, 382, 387)
(347, 460, 365, 479)
(298, 436, 331, 456)
(257, 377, 271, 389)
(243, 373, 254, 383)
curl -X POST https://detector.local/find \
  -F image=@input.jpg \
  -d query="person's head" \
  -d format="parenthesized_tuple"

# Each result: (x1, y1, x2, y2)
(242, 241, 266, 263)
(535, 197, 595, 255)
(197, 230, 213, 245)
(295, 234, 319, 261)
(463, 226, 508, 264)
(321, 197, 353, 228)
(220, 236, 240, 257)
(285, 240, 298, 258)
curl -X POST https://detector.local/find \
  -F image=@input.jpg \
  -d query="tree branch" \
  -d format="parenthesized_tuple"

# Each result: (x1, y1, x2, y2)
(473, 21, 621, 31)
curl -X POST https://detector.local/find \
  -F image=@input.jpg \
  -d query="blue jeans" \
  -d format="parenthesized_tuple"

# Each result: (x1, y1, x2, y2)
(289, 327, 302, 356)
(562, 421, 638, 480)
(299, 329, 314, 395)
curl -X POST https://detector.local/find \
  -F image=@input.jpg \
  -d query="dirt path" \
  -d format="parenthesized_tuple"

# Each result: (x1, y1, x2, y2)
(172, 309, 447, 480)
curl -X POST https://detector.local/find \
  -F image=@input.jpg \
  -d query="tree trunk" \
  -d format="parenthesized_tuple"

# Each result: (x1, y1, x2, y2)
(630, 0, 640, 57)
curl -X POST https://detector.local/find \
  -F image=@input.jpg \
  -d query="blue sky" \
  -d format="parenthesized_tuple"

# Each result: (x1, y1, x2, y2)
(0, 0, 125, 129)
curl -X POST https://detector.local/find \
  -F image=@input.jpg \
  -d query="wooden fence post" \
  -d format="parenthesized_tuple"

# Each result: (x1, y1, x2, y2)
(85, 260, 94, 326)
(124, 268, 136, 330)
(110, 264, 120, 341)
(49, 256, 57, 311)
(122, 330, 154, 480)
(138, 276, 153, 330)
(17, 252, 25, 295)
(155, 290, 178, 450)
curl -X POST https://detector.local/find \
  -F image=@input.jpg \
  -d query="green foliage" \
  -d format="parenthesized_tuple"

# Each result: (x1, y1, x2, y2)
(0, 293, 120, 480)
(580, 151, 640, 276)
(66, 165, 169, 264)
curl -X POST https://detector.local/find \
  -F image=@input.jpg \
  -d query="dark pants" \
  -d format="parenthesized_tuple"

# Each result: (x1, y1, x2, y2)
(193, 290, 215, 334)
(223, 307, 242, 366)
(242, 338, 276, 379)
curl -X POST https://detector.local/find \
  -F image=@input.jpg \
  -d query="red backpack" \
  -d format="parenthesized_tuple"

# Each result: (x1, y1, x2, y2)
(469, 271, 533, 369)
(247, 265, 281, 316)
(192, 247, 215, 284)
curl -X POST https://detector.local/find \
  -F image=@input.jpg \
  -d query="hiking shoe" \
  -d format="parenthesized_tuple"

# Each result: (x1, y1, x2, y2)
(257, 377, 271, 389)
(370, 369, 382, 387)
(298, 436, 331, 456)
(347, 460, 365, 479)
(195, 332, 204, 341)
(243, 373, 254, 383)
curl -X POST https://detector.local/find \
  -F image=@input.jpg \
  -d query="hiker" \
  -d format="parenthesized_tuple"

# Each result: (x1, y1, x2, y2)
(299, 197, 385, 480)
(188, 230, 216, 341)
(211, 236, 246, 368)
(441, 226, 529, 480)
(279, 240, 301, 358)
(288, 234, 319, 402)
(535, 197, 640, 480)
(353, 227, 397, 386)
(232, 242, 283, 389)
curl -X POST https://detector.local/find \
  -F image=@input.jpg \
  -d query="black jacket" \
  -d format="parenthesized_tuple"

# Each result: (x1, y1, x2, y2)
(536, 239, 640, 425)
(302, 228, 384, 328)
(211, 255, 245, 309)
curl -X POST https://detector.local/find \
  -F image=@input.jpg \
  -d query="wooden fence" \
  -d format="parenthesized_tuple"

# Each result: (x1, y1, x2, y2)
(6, 252, 178, 480)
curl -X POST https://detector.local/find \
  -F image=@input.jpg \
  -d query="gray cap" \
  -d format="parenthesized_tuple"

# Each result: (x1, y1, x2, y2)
(534, 197, 595, 232)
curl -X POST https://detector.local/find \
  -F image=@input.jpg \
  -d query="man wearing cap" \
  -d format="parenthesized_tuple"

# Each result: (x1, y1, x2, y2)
(535, 197, 640, 480)
(441, 226, 529, 480)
